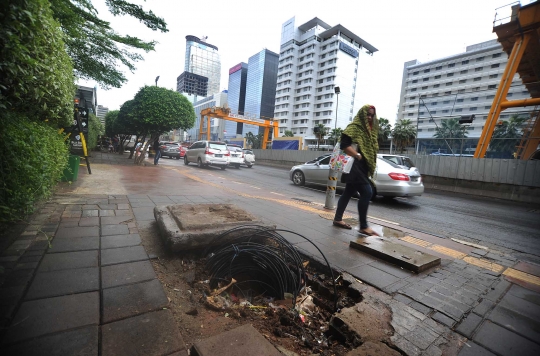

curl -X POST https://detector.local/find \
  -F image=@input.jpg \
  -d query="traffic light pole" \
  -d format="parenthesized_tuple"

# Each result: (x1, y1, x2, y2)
(75, 107, 91, 174)
(324, 87, 340, 210)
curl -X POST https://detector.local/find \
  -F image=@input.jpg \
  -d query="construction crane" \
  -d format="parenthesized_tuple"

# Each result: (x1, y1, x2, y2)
(474, 1, 540, 159)
(198, 107, 278, 149)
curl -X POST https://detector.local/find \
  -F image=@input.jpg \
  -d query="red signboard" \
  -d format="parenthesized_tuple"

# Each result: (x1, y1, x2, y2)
(229, 63, 242, 75)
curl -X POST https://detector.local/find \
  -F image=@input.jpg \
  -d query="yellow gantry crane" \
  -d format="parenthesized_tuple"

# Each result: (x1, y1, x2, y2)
(198, 107, 279, 150)
(475, 1, 540, 159)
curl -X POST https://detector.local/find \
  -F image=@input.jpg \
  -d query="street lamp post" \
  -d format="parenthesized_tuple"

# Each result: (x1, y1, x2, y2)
(324, 86, 341, 210)
(155, 76, 160, 87)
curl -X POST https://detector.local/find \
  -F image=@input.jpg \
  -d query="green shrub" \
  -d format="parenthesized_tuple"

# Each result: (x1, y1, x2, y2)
(88, 113, 104, 150)
(0, 113, 69, 222)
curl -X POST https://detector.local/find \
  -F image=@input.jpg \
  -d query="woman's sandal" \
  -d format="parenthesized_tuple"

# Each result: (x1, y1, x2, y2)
(359, 228, 380, 236)
(333, 221, 352, 230)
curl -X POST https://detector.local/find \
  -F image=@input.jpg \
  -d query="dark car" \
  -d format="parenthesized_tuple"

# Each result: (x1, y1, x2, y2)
(161, 142, 186, 160)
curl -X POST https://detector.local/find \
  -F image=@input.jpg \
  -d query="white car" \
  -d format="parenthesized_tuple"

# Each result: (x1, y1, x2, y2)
(184, 141, 229, 169)
(226, 144, 244, 169)
(242, 149, 255, 168)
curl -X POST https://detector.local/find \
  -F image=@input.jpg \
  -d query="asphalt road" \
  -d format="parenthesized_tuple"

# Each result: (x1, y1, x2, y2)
(159, 157, 540, 260)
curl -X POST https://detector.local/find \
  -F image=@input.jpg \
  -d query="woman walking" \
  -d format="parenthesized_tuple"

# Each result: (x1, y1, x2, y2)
(332, 104, 380, 236)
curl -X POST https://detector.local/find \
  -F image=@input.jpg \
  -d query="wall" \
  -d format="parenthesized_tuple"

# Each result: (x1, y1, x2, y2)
(253, 149, 540, 202)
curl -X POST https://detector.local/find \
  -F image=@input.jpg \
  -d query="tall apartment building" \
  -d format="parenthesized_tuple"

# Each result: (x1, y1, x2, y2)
(176, 72, 208, 97)
(96, 104, 109, 125)
(274, 17, 377, 147)
(183, 35, 221, 95)
(397, 39, 531, 140)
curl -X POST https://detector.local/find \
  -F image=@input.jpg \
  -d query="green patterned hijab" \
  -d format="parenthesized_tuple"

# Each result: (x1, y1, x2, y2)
(343, 104, 379, 177)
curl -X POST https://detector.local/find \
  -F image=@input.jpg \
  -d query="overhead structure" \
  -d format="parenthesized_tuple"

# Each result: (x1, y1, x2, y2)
(199, 107, 278, 149)
(474, 1, 540, 159)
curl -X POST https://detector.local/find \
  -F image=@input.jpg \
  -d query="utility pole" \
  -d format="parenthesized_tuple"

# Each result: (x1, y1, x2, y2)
(324, 86, 340, 210)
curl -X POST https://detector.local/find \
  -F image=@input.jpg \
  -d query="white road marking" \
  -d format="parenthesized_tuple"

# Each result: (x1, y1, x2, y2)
(271, 192, 285, 196)
(249, 186, 261, 190)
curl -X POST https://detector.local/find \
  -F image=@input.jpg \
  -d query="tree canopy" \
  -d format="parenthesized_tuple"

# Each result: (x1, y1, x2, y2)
(314, 123, 328, 149)
(434, 118, 468, 139)
(282, 130, 294, 137)
(490, 115, 526, 155)
(329, 128, 343, 146)
(104, 110, 119, 137)
(378, 118, 392, 146)
(50, 0, 168, 88)
(392, 119, 416, 152)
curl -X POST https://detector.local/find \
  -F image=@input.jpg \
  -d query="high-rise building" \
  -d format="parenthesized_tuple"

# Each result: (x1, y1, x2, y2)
(184, 91, 228, 143)
(397, 39, 532, 141)
(96, 104, 109, 125)
(245, 49, 279, 120)
(275, 17, 377, 147)
(184, 35, 221, 95)
(227, 63, 248, 115)
(176, 72, 208, 97)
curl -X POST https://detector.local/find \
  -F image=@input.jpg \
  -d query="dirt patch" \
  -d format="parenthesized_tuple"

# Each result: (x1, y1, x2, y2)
(169, 204, 257, 230)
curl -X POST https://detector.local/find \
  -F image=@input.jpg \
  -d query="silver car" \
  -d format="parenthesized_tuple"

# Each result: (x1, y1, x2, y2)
(184, 141, 229, 169)
(289, 154, 424, 198)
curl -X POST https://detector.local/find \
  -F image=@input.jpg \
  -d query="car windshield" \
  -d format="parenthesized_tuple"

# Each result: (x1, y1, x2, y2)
(227, 146, 242, 152)
(306, 155, 331, 164)
(243, 150, 253, 154)
(209, 143, 227, 150)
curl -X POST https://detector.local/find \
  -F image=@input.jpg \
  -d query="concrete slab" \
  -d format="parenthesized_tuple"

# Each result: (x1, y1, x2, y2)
(2, 325, 98, 356)
(100, 245, 148, 266)
(474, 320, 540, 356)
(458, 341, 496, 356)
(39, 251, 98, 272)
(101, 224, 130, 236)
(101, 260, 157, 289)
(101, 309, 185, 356)
(25, 267, 99, 300)
(102, 279, 168, 323)
(101, 234, 141, 249)
(455, 313, 483, 338)
(348, 264, 401, 290)
(512, 261, 540, 277)
(154, 204, 274, 252)
(350, 236, 440, 273)
(55, 226, 99, 239)
(3, 292, 99, 344)
(48, 236, 99, 253)
(191, 324, 282, 356)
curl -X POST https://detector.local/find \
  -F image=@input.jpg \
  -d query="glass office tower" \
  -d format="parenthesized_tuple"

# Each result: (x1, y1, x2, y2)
(184, 36, 221, 95)
(226, 63, 248, 137)
(245, 49, 279, 120)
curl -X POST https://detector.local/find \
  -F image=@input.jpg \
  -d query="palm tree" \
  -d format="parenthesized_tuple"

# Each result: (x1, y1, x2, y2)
(314, 123, 328, 150)
(245, 132, 264, 149)
(490, 114, 527, 155)
(329, 128, 343, 146)
(392, 119, 416, 153)
(434, 117, 468, 153)
(282, 130, 294, 137)
(378, 117, 392, 146)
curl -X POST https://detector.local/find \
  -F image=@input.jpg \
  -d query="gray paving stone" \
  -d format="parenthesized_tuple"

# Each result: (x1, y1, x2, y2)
(348, 264, 401, 290)
(383, 279, 411, 294)
(101, 216, 132, 225)
(55, 226, 99, 239)
(0, 286, 26, 307)
(489, 301, 540, 342)
(473, 298, 495, 317)
(78, 217, 100, 227)
(3, 292, 99, 344)
(101, 224, 130, 236)
(14, 261, 39, 270)
(2, 269, 34, 287)
(132, 207, 156, 221)
(392, 334, 421, 356)
(403, 323, 439, 350)
(48, 236, 99, 253)
(19, 255, 42, 263)
(2, 325, 98, 356)
(409, 301, 432, 315)
(432, 311, 455, 327)
(101, 245, 148, 266)
(101, 260, 157, 289)
(99, 204, 117, 210)
(27, 240, 49, 251)
(458, 341, 496, 356)
(82, 209, 99, 217)
(25, 267, 99, 300)
(474, 320, 540, 356)
(401, 287, 426, 301)
(456, 313, 483, 338)
(102, 309, 184, 356)
(394, 293, 414, 305)
(368, 260, 415, 278)
(438, 302, 467, 321)
(101, 234, 141, 249)
(484, 279, 511, 302)
(102, 279, 168, 323)
(39, 251, 98, 272)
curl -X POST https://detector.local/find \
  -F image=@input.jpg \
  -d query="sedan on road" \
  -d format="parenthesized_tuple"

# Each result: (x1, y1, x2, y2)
(161, 143, 187, 160)
(289, 154, 424, 198)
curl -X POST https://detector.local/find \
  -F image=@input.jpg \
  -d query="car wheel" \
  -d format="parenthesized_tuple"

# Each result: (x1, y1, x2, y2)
(247, 164, 253, 168)
(221, 166, 227, 170)
(184, 156, 189, 165)
(292, 170, 305, 186)
(197, 158, 203, 168)
(236, 164, 240, 169)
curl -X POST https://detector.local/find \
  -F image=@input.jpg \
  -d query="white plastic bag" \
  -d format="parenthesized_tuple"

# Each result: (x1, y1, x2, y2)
(329, 143, 354, 174)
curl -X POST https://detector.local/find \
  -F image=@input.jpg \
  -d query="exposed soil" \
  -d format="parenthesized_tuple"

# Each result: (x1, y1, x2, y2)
(139, 221, 364, 355)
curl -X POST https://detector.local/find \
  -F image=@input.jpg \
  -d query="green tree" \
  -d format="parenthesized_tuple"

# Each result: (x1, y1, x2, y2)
(245, 132, 264, 149)
(314, 123, 328, 150)
(392, 119, 416, 153)
(0, 0, 75, 127)
(434, 118, 468, 139)
(87, 113, 104, 150)
(50, 0, 168, 88)
(282, 130, 294, 137)
(130, 86, 195, 164)
(329, 128, 343, 146)
(378, 117, 392, 146)
(104, 110, 119, 138)
(490, 115, 527, 155)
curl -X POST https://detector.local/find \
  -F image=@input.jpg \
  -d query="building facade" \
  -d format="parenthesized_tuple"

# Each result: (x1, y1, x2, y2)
(274, 17, 377, 147)
(96, 104, 109, 125)
(245, 49, 279, 120)
(397, 39, 531, 143)
(176, 72, 208, 97)
(184, 91, 228, 143)
(184, 35, 221, 95)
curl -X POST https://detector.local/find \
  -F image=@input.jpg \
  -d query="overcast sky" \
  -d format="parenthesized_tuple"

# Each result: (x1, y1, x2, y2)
(81, 0, 534, 125)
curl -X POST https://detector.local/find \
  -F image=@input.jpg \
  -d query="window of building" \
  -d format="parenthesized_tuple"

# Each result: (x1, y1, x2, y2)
(434, 84, 440, 88)
(491, 63, 500, 68)
(462, 60, 469, 65)
(419, 112, 425, 115)
(446, 82, 453, 86)
(447, 73, 454, 77)
(429, 118, 435, 122)
(408, 113, 414, 116)
(428, 128, 435, 132)
(445, 91, 451, 95)
(442, 100, 449, 104)
(436, 66, 442, 70)
(424, 69, 430, 73)
(455, 108, 462, 112)
(413, 71, 419, 75)
(473, 77, 481, 81)
(422, 86, 428, 90)
(412, 79, 418, 83)
(461, 70, 468, 74)
(423, 77, 429, 81)
(475, 67, 483, 72)
(473, 87, 480, 91)
(432, 111, 437, 114)
(484, 106, 491, 109)
(409, 104, 415, 108)
(457, 98, 464, 102)
(420, 95, 426, 98)
(435, 75, 441, 79)
(507, 93, 513, 97)
(470, 107, 477, 111)
(448, 63, 455, 67)
(459, 79, 466, 84)
(458, 89, 465, 93)
(471, 97, 478, 101)
(418, 128, 423, 132)
(476, 56, 484, 61)
(488, 84, 496, 89)
(410, 96, 416, 100)
(492, 53, 501, 58)
(467, 127, 474, 131)
(486, 94, 495, 99)
(411, 88, 417, 92)
(431, 102, 437, 105)
(442, 109, 449, 113)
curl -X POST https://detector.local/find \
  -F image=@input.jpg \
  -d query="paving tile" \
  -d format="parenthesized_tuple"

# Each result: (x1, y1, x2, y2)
(14, 261, 39, 270)
(409, 301, 432, 315)
(368, 260, 415, 279)
(101, 234, 141, 249)
(383, 279, 411, 294)
(455, 313, 483, 338)
(117, 203, 130, 210)
(484, 279, 511, 302)
(2, 325, 98, 356)
(438, 302, 467, 321)
(101, 260, 157, 289)
(55, 226, 99, 239)
(432, 311, 455, 327)
(473, 299, 495, 317)
(48, 236, 99, 253)
(99, 204, 117, 210)
(458, 341, 496, 356)
(19, 255, 41, 263)
(114, 209, 133, 217)
(81, 209, 99, 217)
(39, 251, 98, 272)
(403, 323, 439, 350)
(348, 264, 401, 290)
(0, 286, 26, 308)
(392, 334, 421, 356)
(2, 269, 34, 288)
(101, 246, 148, 266)
(401, 287, 426, 301)
(25, 267, 99, 300)
(101, 309, 184, 356)
(79, 217, 100, 227)
(101, 216, 132, 225)
(102, 279, 168, 323)
(101, 224, 130, 237)
(489, 301, 540, 342)
(99, 210, 115, 217)
(394, 293, 414, 305)
(2, 292, 99, 344)
(474, 320, 540, 356)
(132, 207, 156, 221)
(27, 240, 49, 251)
